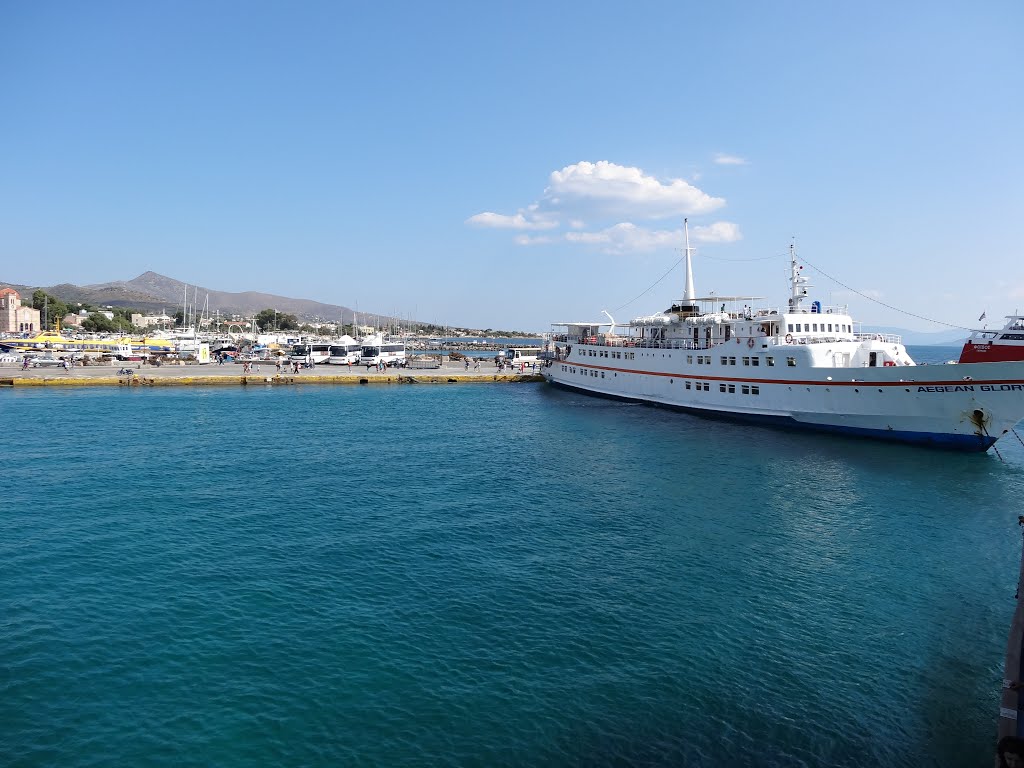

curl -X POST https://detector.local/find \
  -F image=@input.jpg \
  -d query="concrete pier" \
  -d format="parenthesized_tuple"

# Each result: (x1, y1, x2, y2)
(0, 361, 544, 388)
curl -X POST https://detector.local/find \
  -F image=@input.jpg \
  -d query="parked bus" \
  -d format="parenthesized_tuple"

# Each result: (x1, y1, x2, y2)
(288, 342, 331, 365)
(360, 335, 406, 367)
(328, 337, 362, 365)
(498, 346, 543, 367)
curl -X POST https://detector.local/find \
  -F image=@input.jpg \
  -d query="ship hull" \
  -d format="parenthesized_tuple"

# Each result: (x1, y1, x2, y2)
(543, 354, 1024, 452)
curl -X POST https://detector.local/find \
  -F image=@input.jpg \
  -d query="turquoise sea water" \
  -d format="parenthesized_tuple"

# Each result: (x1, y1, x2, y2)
(3, 347, 1023, 767)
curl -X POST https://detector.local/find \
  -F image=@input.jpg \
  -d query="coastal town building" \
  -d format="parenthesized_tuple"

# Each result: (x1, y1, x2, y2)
(131, 313, 173, 328)
(0, 288, 41, 333)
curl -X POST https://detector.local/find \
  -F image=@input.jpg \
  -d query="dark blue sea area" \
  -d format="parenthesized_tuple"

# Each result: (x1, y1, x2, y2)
(2, 344, 1022, 767)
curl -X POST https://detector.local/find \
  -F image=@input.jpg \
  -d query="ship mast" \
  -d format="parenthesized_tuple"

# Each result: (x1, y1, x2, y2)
(787, 242, 811, 312)
(683, 218, 696, 301)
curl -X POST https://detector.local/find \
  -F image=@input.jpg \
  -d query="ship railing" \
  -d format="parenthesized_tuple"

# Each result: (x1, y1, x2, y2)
(788, 304, 850, 315)
(550, 337, 720, 353)
(787, 335, 850, 345)
(853, 332, 903, 344)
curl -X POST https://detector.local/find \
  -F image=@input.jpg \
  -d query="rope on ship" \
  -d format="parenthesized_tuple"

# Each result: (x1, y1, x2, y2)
(1013, 428, 1024, 450)
(984, 423, 1005, 462)
(610, 257, 683, 313)
(799, 255, 974, 332)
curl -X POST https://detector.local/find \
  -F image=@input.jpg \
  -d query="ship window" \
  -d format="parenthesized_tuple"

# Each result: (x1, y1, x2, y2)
(787, 323, 794, 332)
(685, 381, 691, 389)
(828, 324, 833, 332)
(812, 323, 818, 332)
(742, 384, 750, 394)
(766, 357, 775, 366)
(728, 384, 736, 393)
(742, 357, 749, 365)
(787, 357, 797, 366)
(751, 357, 759, 366)
(703, 382, 710, 391)
(719, 383, 727, 392)
(803, 324, 809, 332)
(729, 357, 736, 365)
(720, 356, 728, 365)
(687, 355, 693, 364)
(601, 372, 604, 378)
(752, 386, 760, 395)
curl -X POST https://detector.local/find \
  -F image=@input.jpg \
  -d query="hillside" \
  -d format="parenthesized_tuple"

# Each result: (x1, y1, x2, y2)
(3, 272, 357, 322)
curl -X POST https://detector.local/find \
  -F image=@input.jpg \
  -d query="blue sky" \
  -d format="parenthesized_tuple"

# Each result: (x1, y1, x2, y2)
(1, 1, 1020, 332)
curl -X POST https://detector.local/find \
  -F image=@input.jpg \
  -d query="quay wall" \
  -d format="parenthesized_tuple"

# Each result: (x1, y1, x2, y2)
(0, 373, 545, 388)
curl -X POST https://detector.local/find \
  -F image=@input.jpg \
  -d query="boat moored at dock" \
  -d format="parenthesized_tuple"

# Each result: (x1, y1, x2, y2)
(959, 315, 1024, 364)
(542, 220, 1024, 452)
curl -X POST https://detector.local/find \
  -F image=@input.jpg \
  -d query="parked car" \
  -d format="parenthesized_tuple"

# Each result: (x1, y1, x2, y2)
(30, 356, 65, 368)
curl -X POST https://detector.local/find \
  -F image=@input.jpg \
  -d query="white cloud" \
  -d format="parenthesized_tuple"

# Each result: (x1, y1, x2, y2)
(714, 153, 748, 166)
(514, 234, 555, 246)
(691, 221, 742, 243)
(541, 161, 724, 219)
(465, 211, 557, 230)
(564, 223, 681, 255)
(467, 160, 725, 233)
(468, 161, 743, 255)
(513, 219, 742, 254)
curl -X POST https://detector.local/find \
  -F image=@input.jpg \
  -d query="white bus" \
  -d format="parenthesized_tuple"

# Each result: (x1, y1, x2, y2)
(328, 336, 362, 365)
(499, 346, 543, 367)
(288, 342, 331, 365)
(360, 335, 406, 367)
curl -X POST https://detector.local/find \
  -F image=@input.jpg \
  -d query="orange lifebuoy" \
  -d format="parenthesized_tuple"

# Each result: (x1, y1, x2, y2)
(784, 333, 793, 344)
(747, 338, 755, 349)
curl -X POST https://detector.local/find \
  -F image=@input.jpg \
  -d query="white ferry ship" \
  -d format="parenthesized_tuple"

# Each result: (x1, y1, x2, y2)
(543, 221, 1024, 452)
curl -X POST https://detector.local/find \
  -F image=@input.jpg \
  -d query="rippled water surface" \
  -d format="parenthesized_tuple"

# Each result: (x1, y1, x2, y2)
(2, 376, 1023, 767)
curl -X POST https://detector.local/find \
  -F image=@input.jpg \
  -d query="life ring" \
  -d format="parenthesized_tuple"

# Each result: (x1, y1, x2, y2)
(747, 338, 755, 349)
(784, 333, 793, 344)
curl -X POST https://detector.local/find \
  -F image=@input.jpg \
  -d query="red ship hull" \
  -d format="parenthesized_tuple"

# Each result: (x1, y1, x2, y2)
(959, 342, 1024, 364)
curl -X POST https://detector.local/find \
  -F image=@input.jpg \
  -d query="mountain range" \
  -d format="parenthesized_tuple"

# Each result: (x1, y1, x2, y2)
(2, 272, 358, 323)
